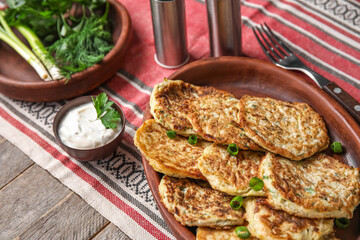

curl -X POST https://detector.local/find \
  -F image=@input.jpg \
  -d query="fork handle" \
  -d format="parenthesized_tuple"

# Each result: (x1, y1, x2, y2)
(323, 82, 360, 124)
(296, 66, 360, 124)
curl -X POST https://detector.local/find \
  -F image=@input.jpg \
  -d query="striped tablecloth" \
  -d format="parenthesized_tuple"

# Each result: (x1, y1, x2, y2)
(0, 0, 359, 239)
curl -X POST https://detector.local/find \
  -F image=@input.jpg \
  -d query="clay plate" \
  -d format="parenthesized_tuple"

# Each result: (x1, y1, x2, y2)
(141, 56, 360, 240)
(0, 0, 131, 102)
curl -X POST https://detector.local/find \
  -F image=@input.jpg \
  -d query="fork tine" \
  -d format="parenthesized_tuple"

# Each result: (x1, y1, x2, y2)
(252, 26, 277, 64)
(260, 24, 287, 57)
(263, 23, 292, 54)
(257, 26, 282, 59)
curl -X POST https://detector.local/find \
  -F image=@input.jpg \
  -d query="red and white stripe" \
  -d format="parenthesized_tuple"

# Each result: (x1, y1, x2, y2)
(0, 100, 175, 240)
(0, 1, 358, 240)
(240, 0, 360, 101)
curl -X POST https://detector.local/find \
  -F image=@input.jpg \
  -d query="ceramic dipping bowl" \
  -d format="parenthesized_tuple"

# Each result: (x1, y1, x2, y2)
(53, 95, 126, 161)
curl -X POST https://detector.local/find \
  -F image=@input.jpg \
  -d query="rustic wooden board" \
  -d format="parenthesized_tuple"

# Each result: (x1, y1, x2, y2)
(0, 139, 33, 189)
(0, 165, 72, 239)
(0, 136, 130, 240)
(17, 192, 109, 239)
(93, 223, 131, 240)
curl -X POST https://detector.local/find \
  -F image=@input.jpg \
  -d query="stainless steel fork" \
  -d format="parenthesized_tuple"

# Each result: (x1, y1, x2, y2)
(253, 23, 360, 124)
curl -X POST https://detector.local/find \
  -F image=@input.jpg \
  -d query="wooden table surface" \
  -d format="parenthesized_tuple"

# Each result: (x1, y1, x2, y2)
(0, 134, 132, 240)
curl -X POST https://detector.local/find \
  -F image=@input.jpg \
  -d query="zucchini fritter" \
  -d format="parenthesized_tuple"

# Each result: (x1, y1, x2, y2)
(159, 176, 245, 228)
(198, 144, 265, 196)
(244, 197, 335, 240)
(187, 94, 262, 150)
(150, 79, 225, 136)
(260, 152, 360, 219)
(196, 227, 259, 240)
(134, 119, 210, 179)
(239, 95, 329, 160)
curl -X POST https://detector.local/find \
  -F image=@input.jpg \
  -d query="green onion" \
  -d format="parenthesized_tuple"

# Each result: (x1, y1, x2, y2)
(331, 142, 343, 153)
(335, 218, 350, 229)
(230, 196, 243, 209)
(188, 135, 197, 145)
(304, 187, 315, 194)
(15, 24, 63, 80)
(0, 11, 51, 81)
(227, 143, 239, 156)
(235, 226, 250, 239)
(249, 177, 264, 191)
(166, 131, 176, 139)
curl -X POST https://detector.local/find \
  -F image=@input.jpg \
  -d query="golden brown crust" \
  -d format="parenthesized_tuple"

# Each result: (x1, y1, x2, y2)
(198, 144, 265, 196)
(244, 197, 334, 240)
(196, 227, 260, 240)
(134, 119, 210, 179)
(150, 79, 231, 136)
(322, 232, 340, 240)
(260, 152, 360, 219)
(239, 95, 329, 160)
(150, 80, 196, 134)
(255, 198, 319, 233)
(159, 176, 245, 228)
(187, 94, 262, 151)
(150, 80, 262, 150)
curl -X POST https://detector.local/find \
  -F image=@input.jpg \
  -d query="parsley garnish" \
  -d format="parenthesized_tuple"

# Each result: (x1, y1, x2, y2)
(92, 92, 121, 129)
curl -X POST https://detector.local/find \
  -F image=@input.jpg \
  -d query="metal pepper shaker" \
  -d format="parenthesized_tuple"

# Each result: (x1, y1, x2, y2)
(150, 0, 189, 69)
(205, 0, 242, 57)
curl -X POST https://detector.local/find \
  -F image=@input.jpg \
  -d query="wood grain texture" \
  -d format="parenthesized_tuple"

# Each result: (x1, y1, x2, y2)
(0, 140, 33, 189)
(0, 165, 72, 240)
(0, 135, 128, 240)
(16, 192, 109, 240)
(323, 82, 360, 124)
(93, 223, 131, 240)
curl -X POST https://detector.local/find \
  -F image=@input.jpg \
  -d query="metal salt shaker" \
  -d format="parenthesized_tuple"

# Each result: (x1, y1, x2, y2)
(150, 0, 189, 69)
(205, 0, 242, 57)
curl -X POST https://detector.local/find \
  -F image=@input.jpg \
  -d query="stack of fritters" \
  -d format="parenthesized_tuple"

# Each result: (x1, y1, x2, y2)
(134, 79, 360, 240)
(150, 80, 261, 150)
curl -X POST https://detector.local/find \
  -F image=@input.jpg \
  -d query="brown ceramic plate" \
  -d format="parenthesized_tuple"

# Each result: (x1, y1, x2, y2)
(141, 56, 360, 240)
(0, 0, 131, 102)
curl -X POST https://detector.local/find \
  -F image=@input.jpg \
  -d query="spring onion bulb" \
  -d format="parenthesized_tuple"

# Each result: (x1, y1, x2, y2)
(0, 28, 50, 80)
(0, 10, 58, 81)
(16, 24, 63, 80)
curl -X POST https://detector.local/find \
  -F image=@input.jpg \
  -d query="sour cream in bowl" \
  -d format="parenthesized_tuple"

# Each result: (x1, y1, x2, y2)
(53, 94, 126, 161)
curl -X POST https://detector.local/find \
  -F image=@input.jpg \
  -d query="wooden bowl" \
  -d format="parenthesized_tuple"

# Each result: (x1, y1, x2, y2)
(142, 56, 360, 240)
(53, 95, 126, 161)
(0, 0, 131, 102)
